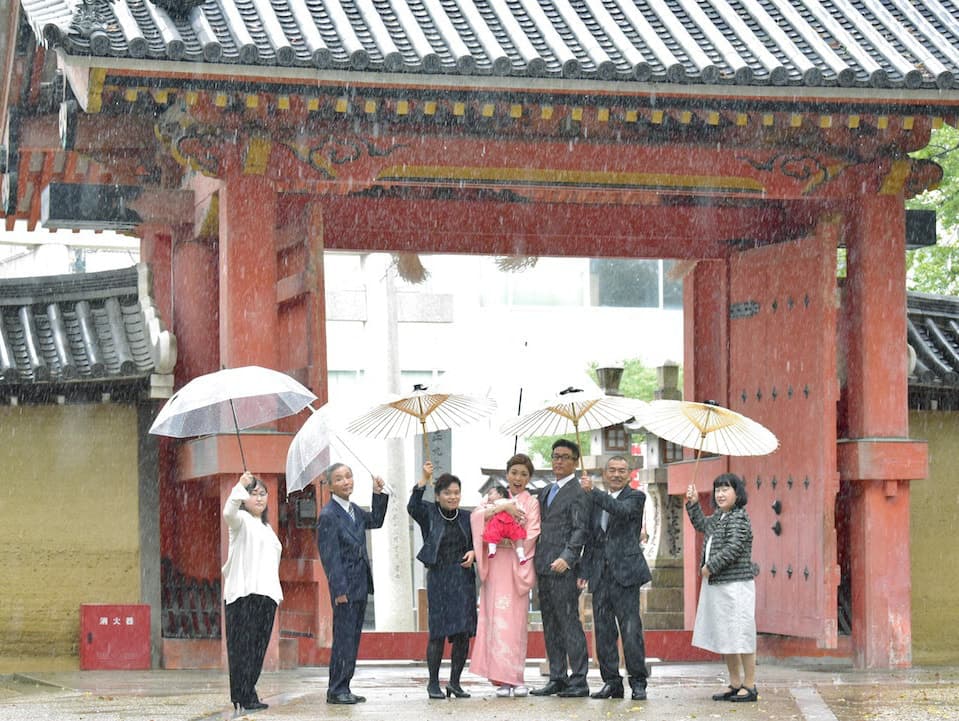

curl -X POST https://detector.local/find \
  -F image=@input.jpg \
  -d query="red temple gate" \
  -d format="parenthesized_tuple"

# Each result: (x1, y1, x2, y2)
(3, 0, 954, 670)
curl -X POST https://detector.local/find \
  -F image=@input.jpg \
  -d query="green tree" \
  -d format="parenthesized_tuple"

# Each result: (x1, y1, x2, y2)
(907, 125, 959, 294)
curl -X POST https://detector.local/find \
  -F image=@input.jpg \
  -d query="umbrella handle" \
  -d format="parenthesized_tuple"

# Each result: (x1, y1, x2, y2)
(574, 421, 585, 474)
(229, 399, 248, 472)
(420, 418, 431, 464)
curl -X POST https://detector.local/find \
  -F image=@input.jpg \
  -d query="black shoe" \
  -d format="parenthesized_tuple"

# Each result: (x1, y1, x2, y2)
(730, 686, 758, 702)
(556, 685, 589, 698)
(327, 692, 362, 704)
(590, 682, 624, 699)
(427, 683, 446, 700)
(530, 680, 567, 696)
(712, 685, 742, 701)
(235, 697, 268, 711)
(446, 684, 471, 698)
(631, 687, 647, 701)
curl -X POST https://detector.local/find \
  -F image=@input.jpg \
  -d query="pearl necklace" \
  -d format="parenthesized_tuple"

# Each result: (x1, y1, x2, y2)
(440, 508, 459, 521)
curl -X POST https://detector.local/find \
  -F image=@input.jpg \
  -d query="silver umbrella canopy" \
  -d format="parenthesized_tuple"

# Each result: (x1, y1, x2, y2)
(149, 365, 317, 470)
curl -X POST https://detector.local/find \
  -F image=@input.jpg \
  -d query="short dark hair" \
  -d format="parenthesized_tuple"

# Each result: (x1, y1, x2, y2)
(606, 455, 630, 468)
(434, 473, 462, 494)
(242, 475, 270, 525)
(506, 453, 534, 477)
(551, 438, 580, 459)
(712, 473, 748, 509)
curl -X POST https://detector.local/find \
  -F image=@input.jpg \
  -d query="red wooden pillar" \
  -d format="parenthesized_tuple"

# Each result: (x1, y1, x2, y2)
(218, 174, 279, 369)
(681, 259, 729, 629)
(139, 226, 173, 322)
(841, 194, 925, 668)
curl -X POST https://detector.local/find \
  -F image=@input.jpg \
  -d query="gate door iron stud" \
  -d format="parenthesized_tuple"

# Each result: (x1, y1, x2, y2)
(771, 520, 782, 536)
(786, 565, 793, 578)
(803, 567, 810, 581)
(771, 475, 778, 489)
(787, 475, 793, 489)
(771, 500, 782, 514)
(803, 476, 810, 490)
(756, 476, 762, 490)
(771, 564, 777, 577)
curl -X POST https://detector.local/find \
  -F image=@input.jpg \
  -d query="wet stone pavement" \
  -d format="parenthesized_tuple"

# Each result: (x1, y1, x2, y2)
(1, 661, 958, 721)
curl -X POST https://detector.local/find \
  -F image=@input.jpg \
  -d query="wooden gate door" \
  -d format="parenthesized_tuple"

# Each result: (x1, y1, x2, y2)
(727, 231, 839, 646)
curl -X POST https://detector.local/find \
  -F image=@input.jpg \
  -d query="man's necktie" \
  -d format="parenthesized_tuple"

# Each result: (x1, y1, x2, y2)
(348, 504, 356, 523)
(546, 483, 559, 507)
(601, 510, 609, 532)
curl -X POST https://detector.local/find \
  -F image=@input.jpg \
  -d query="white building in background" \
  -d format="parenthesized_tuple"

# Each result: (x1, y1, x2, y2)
(322, 252, 684, 507)
(0, 223, 140, 277)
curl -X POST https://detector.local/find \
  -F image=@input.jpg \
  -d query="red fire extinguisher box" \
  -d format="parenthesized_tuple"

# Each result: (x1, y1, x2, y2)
(79, 604, 151, 670)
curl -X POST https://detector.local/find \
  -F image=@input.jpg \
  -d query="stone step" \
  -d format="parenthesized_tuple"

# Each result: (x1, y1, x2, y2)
(649, 566, 684, 586)
(641, 611, 685, 630)
(641, 586, 684, 613)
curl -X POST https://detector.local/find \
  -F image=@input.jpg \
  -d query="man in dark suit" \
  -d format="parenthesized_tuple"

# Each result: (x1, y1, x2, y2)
(579, 455, 652, 701)
(316, 463, 389, 705)
(530, 438, 591, 698)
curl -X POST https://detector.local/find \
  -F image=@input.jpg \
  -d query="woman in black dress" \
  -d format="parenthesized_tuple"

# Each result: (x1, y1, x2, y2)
(407, 461, 477, 699)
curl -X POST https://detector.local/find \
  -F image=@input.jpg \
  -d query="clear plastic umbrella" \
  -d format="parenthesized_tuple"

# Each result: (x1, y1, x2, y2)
(284, 401, 375, 496)
(149, 365, 317, 470)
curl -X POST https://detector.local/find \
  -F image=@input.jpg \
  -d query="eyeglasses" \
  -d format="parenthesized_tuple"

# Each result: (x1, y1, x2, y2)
(551, 453, 575, 461)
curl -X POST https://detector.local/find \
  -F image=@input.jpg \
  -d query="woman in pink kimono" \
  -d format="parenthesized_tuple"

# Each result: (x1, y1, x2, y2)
(470, 453, 541, 697)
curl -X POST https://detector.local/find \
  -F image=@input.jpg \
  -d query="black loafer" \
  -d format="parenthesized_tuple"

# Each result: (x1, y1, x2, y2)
(631, 687, 647, 700)
(327, 692, 362, 704)
(590, 683, 624, 699)
(556, 685, 589, 697)
(530, 680, 567, 696)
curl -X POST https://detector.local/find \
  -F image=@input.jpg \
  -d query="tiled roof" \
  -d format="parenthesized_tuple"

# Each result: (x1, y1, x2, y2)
(908, 291, 959, 406)
(23, 0, 959, 92)
(0, 264, 174, 393)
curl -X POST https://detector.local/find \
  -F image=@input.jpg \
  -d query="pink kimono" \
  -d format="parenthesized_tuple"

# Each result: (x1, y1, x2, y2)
(469, 490, 541, 687)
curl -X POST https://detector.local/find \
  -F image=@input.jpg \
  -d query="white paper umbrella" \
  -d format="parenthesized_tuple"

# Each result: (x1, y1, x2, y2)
(640, 399, 779, 457)
(639, 399, 779, 487)
(499, 385, 648, 470)
(344, 383, 497, 461)
(149, 365, 317, 470)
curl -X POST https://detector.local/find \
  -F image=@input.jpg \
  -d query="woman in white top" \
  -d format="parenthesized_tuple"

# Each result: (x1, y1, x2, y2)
(222, 471, 283, 712)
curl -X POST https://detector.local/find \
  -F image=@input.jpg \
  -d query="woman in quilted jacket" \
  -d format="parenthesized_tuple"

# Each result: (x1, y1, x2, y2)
(685, 473, 758, 703)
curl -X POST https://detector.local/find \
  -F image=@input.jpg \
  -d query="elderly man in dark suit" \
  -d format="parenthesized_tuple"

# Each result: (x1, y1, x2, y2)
(316, 463, 389, 705)
(579, 455, 652, 701)
(530, 438, 591, 698)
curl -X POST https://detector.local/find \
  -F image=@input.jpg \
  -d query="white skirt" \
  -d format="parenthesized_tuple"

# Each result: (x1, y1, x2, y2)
(691, 578, 756, 654)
